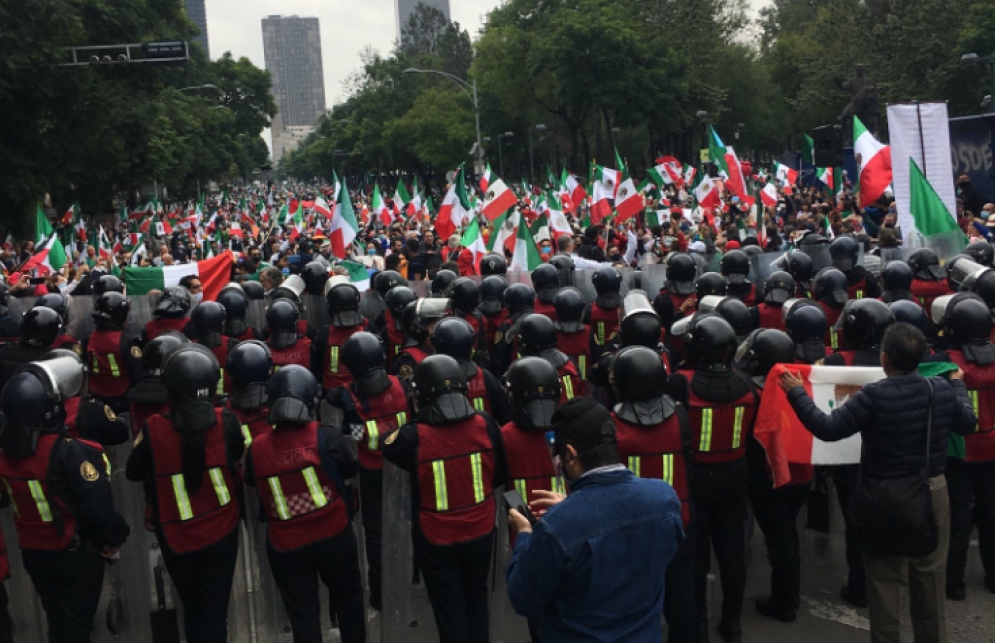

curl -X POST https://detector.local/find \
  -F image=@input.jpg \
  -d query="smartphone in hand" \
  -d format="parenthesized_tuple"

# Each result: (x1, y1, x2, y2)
(504, 490, 537, 525)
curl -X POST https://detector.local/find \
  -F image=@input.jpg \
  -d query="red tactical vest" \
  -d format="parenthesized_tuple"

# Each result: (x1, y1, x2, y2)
(399, 345, 431, 368)
(250, 421, 349, 552)
(677, 370, 757, 464)
(533, 300, 558, 321)
(269, 337, 312, 371)
(729, 284, 757, 307)
(347, 377, 409, 470)
(55, 334, 80, 352)
(144, 317, 189, 341)
(0, 434, 77, 551)
(665, 292, 692, 358)
(910, 278, 951, 315)
(131, 400, 170, 439)
(557, 360, 583, 404)
(147, 410, 239, 554)
(466, 367, 493, 415)
(87, 330, 130, 398)
(197, 338, 235, 396)
(588, 304, 620, 347)
(230, 327, 259, 342)
(818, 301, 844, 350)
(64, 396, 81, 438)
(613, 413, 691, 526)
(500, 422, 563, 503)
(946, 350, 995, 462)
(557, 328, 592, 380)
(483, 310, 511, 351)
(415, 414, 496, 545)
(227, 405, 272, 448)
(756, 303, 785, 331)
(322, 325, 365, 389)
(846, 277, 867, 301)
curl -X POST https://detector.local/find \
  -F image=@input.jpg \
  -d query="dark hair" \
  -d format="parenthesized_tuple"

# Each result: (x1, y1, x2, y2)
(385, 254, 400, 270)
(179, 274, 201, 289)
(882, 322, 927, 373)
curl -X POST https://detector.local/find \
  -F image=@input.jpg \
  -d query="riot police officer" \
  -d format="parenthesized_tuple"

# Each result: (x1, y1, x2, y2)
(313, 283, 367, 391)
(784, 301, 829, 365)
(610, 345, 696, 642)
(225, 340, 274, 448)
(369, 270, 407, 336)
(0, 283, 17, 342)
(491, 283, 535, 375)
(889, 299, 929, 334)
(447, 278, 489, 367)
(270, 275, 318, 341)
(125, 344, 244, 643)
(825, 299, 894, 366)
(830, 236, 881, 300)
(218, 282, 262, 341)
(142, 285, 193, 343)
(518, 313, 583, 404)
(382, 354, 506, 643)
(480, 252, 508, 276)
(553, 287, 592, 380)
(653, 252, 698, 333)
(479, 275, 510, 351)
(775, 251, 815, 299)
(329, 331, 410, 611)
(302, 260, 330, 296)
(589, 291, 669, 399)
(0, 361, 130, 642)
(753, 271, 795, 331)
(908, 248, 952, 312)
(266, 299, 313, 371)
(190, 301, 238, 397)
(129, 333, 188, 438)
(40, 349, 130, 447)
(812, 268, 849, 350)
(393, 298, 451, 381)
(431, 269, 459, 297)
(0, 306, 63, 392)
(964, 240, 995, 268)
(584, 266, 623, 357)
(381, 285, 417, 370)
(880, 260, 916, 304)
(92, 274, 123, 297)
(670, 315, 758, 642)
(714, 297, 755, 345)
(245, 365, 366, 643)
(721, 250, 757, 306)
(432, 318, 509, 423)
(35, 292, 80, 352)
(531, 263, 560, 319)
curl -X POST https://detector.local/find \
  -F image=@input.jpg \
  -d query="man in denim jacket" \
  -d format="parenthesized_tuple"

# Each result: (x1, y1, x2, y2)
(506, 398, 684, 642)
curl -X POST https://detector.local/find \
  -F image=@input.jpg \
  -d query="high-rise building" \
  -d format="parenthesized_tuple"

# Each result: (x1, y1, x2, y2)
(184, 0, 210, 58)
(395, 0, 451, 41)
(262, 15, 327, 162)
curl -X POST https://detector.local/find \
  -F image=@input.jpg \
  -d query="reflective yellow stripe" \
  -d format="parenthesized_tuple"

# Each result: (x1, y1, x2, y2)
(732, 407, 745, 449)
(472, 397, 485, 412)
(217, 368, 225, 395)
(700, 409, 713, 451)
(366, 420, 380, 451)
(830, 328, 838, 349)
(553, 477, 565, 494)
(2, 479, 18, 517)
(514, 479, 526, 499)
(662, 454, 674, 485)
(28, 480, 52, 522)
(268, 477, 291, 520)
(396, 412, 407, 426)
(274, 365, 281, 373)
(628, 456, 641, 477)
(596, 322, 605, 345)
(970, 390, 980, 432)
(432, 461, 448, 511)
(172, 474, 194, 521)
(329, 346, 339, 373)
(302, 466, 328, 508)
(856, 290, 864, 299)
(102, 454, 112, 476)
(470, 453, 485, 504)
(107, 353, 120, 377)
(241, 424, 253, 447)
(919, 296, 926, 307)
(91, 355, 100, 375)
(394, 345, 400, 355)
(563, 376, 575, 400)
(578, 355, 587, 378)
(209, 467, 231, 506)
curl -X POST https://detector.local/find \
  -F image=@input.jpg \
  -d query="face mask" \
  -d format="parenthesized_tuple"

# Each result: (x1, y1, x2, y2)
(192, 292, 204, 306)
(541, 246, 551, 255)
(367, 248, 376, 255)
(57, 282, 69, 291)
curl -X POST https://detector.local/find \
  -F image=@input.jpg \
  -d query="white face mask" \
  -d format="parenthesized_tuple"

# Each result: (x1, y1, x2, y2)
(57, 282, 69, 291)
(191, 292, 204, 306)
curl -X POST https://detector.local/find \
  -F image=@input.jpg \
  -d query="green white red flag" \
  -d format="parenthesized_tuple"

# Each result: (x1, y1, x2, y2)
(481, 170, 518, 221)
(436, 165, 472, 240)
(460, 217, 487, 272)
(330, 177, 360, 258)
(510, 213, 543, 272)
(124, 252, 234, 299)
(854, 116, 892, 208)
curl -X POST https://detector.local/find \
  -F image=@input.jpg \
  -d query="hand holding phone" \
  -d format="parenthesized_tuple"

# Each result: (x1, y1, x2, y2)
(504, 490, 537, 528)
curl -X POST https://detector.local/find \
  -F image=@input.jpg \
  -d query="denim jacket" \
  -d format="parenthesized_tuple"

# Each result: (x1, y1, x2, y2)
(507, 466, 684, 642)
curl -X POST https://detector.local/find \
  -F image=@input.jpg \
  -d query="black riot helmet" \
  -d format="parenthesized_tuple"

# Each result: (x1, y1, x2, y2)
(218, 283, 250, 336)
(410, 354, 474, 423)
(431, 269, 459, 297)
(781, 251, 815, 284)
(325, 283, 363, 328)
(161, 344, 220, 404)
(666, 253, 697, 296)
(720, 250, 751, 285)
(92, 291, 131, 328)
(970, 269, 995, 314)
(341, 332, 391, 398)
(431, 317, 477, 364)
(504, 357, 560, 429)
(375, 270, 407, 297)
(908, 248, 946, 281)
(156, 285, 192, 317)
(385, 286, 417, 328)
(549, 254, 574, 272)
(265, 299, 300, 350)
(830, 236, 860, 273)
(763, 271, 796, 306)
(611, 346, 675, 425)
(93, 274, 124, 297)
(738, 329, 796, 380)
(302, 261, 329, 295)
(20, 306, 62, 348)
(242, 280, 265, 300)
(271, 275, 305, 308)
(813, 268, 849, 307)
(226, 340, 273, 409)
(403, 298, 451, 344)
(881, 260, 914, 298)
(142, 332, 189, 375)
(191, 301, 226, 345)
(841, 299, 895, 351)
(946, 255, 975, 290)
(518, 314, 559, 355)
(784, 300, 827, 362)
(964, 240, 994, 268)
(939, 294, 994, 362)
(480, 252, 508, 276)
(448, 278, 480, 316)
(619, 291, 662, 348)
(505, 283, 535, 316)
(685, 314, 738, 372)
(592, 266, 623, 308)
(696, 272, 728, 300)
(0, 370, 64, 440)
(888, 300, 927, 333)
(267, 365, 320, 424)
(532, 264, 560, 303)
(715, 297, 753, 342)
(479, 276, 508, 316)
(553, 287, 586, 332)
(35, 292, 70, 324)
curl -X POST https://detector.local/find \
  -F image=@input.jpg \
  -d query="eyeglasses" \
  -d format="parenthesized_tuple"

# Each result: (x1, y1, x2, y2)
(188, 283, 203, 292)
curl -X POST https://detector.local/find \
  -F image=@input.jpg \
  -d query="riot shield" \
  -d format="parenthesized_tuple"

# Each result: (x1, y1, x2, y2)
(641, 263, 667, 298)
(302, 293, 329, 329)
(798, 244, 832, 273)
(750, 251, 788, 293)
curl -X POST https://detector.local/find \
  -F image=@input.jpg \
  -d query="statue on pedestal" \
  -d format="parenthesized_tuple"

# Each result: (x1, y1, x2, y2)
(839, 64, 881, 141)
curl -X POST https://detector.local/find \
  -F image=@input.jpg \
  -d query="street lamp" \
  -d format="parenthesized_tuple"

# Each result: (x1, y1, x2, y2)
(960, 52, 995, 114)
(529, 124, 546, 183)
(498, 131, 514, 176)
(403, 68, 483, 174)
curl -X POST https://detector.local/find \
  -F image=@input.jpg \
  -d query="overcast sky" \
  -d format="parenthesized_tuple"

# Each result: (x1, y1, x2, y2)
(207, 0, 770, 108)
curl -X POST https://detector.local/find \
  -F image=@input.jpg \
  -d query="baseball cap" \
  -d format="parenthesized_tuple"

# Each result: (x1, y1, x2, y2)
(726, 240, 742, 250)
(552, 398, 617, 456)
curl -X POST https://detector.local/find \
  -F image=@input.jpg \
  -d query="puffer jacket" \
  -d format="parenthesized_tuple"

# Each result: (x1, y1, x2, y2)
(787, 374, 976, 478)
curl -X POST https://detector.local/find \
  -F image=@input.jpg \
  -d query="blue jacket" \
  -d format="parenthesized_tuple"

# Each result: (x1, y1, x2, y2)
(507, 466, 683, 642)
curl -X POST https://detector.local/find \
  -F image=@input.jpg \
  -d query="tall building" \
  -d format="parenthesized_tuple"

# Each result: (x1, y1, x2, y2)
(261, 15, 327, 162)
(184, 0, 210, 58)
(395, 0, 451, 41)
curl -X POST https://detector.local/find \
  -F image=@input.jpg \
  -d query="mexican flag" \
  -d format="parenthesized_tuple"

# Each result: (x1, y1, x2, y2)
(562, 169, 587, 212)
(460, 217, 487, 272)
(480, 163, 497, 192)
(481, 171, 518, 221)
(330, 177, 360, 259)
(775, 162, 798, 187)
(760, 183, 778, 208)
(488, 209, 521, 255)
(36, 204, 53, 244)
(817, 166, 835, 192)
(123, 252, 234, 299)
(393, 181, 411, 216)
(614, 172, 643, 222)
(802, 134, 815, 166)
(21, 232, 67, 275)
(591, 165, 619, 223)
(545, 191, 573, 238)
(854, 115, 892, 208)
(708, 126, 730, 179)
(510, 213, 543, 272)
(530, 211, 551, 244)
(436, 165, 472, 241)
(909, 158, 962, 239)
(339, 259, 371, 291)
(694, 175, 721, 208)
(372, 184, 391, 227)
(408, 175, 423, 216)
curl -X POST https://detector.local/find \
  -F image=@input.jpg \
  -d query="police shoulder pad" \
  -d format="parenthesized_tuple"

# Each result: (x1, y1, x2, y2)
(399, 364, 413, 380)
(80, 461, 100, 482)
(104, 405, 116, 422)
(385, 430, 399, 445)
(73, 343, 83, 356)
(131, 346, 143, 359)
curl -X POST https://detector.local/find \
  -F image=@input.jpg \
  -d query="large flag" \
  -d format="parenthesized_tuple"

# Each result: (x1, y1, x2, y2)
(339, 260, 371, 291)
(460, 217, 487, 272)
(481, 171, 518, 221)
(614, 172, 643, 222)
(436, 166, 472, 240)
(330, 178, 360, 258)
(775, 162, 798, 188)
(694, 175, 721, 208)
(488, 209, 521, 255)
(21, 233, 67, 275)
(36, 204, 53, 245)
(480, 164, 497, 192)
(909, 159, 961, 238)
(802, 134, 815, 166)
(124, 252, 234, 299)
(760, 183, 778, 208)
(854, 115, 892, 208)
(530, 211, 551, 244)
(372, 184, 391, 227)
(510, 214, 543, 272)
(708, 126, 729, 179)
(545, 191, 573, 238)
(562, 170, 587, 212)
(591, 165, 618, 223)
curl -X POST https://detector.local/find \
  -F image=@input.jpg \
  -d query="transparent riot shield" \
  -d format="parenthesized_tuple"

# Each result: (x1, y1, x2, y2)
(361, 290, 387, 323)
(246, 299, 267, 334)
(302, 293, 330, 329)
(878, 246, 910, 266)
(750, 251, 788, 293)
(798, 244, 832, 273)
(641, 264, 667, 298)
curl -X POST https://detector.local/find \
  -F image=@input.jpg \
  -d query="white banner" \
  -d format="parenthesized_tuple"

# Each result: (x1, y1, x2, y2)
(805, 366, 885, 465)
(887, 102, 956, 236)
